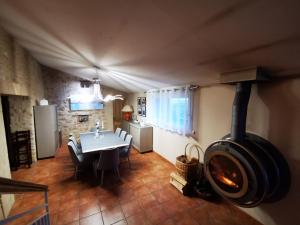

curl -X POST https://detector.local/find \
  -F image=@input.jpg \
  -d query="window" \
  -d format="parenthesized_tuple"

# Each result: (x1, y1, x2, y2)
(170, 97, 189, 128)
(147, 86, 193, 135)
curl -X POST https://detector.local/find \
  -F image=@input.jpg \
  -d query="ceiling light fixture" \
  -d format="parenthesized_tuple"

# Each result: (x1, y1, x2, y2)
(92, 66, 124, 102)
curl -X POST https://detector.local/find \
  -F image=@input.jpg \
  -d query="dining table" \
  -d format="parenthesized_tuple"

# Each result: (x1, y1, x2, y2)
(80, 131, 129, 154)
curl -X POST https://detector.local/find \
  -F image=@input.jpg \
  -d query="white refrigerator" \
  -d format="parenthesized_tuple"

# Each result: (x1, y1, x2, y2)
(33, 105, 58, 159)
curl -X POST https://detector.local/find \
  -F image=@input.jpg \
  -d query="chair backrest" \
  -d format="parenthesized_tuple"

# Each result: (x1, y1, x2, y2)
(125, 134, 133, 146)
(67, 141, 80, 165)
(96, 148, 120, 170)
(69, 136, 80, 154)
(120, 131, 127, 140)
(123, 134, 133, 156)
(69, 136, 77, 146)
(115, 128, 122, 136)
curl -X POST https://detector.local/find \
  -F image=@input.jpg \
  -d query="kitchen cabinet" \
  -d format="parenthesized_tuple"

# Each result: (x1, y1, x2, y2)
(129, 123, 153, 153)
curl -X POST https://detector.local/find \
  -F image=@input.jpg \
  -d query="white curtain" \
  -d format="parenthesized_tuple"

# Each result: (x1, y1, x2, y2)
(147, 86, 193, 135)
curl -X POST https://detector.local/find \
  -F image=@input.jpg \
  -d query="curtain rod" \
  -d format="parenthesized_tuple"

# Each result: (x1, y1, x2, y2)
(146, 84, 199, 93)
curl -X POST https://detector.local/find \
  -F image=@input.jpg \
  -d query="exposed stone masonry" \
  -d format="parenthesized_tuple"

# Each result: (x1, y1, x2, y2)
(43, 68, 127, 142)
(0, 27, 45, 162)
(0, 26, 45, 217)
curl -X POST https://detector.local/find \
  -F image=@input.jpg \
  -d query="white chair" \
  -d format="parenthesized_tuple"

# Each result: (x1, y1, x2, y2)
(115, 127, 122, 136)
(119, 134, 133, 168)
(120, 131, 127, 140)
(68, 135, 82, 154)
(67, 141, 88, 179)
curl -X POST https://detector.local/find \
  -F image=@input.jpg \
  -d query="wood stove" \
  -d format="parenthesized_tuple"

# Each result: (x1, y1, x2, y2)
(204, 81, 290, 207)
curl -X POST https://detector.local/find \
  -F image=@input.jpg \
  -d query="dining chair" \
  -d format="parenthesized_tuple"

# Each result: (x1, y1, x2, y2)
(120, 131, 127, 140)
(119, 134, 133, 169)
(93, 148, 120, 185)
(115, 127, 122, 136)
(67, 141, 89, 179)
(69, 135, 82, 154)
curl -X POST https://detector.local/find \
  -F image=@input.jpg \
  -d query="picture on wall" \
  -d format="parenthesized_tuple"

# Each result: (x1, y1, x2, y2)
(137, 97, 146, 117)
(69, 96, 104, 111)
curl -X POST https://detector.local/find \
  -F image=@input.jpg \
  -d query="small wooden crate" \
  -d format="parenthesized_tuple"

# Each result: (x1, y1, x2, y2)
(170, 172, 189, 195)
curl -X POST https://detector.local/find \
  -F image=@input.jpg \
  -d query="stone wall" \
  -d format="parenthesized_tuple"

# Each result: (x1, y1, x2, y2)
(8, 96, 36, 160)
(0, 98, 15, 219)
(8, 49, 45, 161)
(0, 28, 27, 96)
(0, 26, 45, 163)
(43, 68, 127, 142)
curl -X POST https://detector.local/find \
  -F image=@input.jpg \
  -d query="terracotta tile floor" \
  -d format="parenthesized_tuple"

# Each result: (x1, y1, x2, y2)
(9, 145, 262, 225)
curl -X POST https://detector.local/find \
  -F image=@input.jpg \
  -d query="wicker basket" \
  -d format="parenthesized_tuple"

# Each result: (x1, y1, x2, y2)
(176, 143, 204, 182)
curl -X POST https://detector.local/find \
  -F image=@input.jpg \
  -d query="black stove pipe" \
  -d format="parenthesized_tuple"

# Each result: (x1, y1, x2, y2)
(231, 82, 252, 142)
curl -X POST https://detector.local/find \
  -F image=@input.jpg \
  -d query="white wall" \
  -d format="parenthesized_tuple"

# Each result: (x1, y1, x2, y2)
(127, 91, 201, 164)
(127, 77, 300, 225)
(0, 98, 14, 219)
(126, 92, 146, 122)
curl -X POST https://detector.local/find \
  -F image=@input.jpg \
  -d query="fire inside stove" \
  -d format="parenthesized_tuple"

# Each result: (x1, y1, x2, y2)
(209, 155, 243, 193)
(216, 174, 239, 188)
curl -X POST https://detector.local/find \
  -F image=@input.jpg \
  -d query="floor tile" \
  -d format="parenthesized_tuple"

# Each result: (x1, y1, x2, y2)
(99, 196, 120, 211)
(206, 203, 236, 225)
(57, 207, 79, 225)
(172, 212, 199, 225)
(160, 199, 185, 217)
(118, 190, 137, 204)
(186, 204, 210, 225)
(60, 198, 80, 211)
(102, 205, 125, 225)
(50, 212, 58, 225)
(10, 145, 262, 225)
(134, 185, 150, 197)
(65, 221, 79, 225)
(79, 212, 103, 225)
(160, 219, 176, 225)
(126, 212, 149, 225)
(144, 205, 169, 225)
(138, 194, 158, 209)
(79, 192, 98, 206)
(113, 219, 128, 225)
(79, 201, 101, 218)
(152, 189, 175, 203)
(121, 199, 142, 218)
(146, 182, 163, 192)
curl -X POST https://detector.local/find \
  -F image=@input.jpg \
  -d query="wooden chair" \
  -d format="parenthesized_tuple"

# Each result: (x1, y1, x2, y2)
(93, 148, 120, 185)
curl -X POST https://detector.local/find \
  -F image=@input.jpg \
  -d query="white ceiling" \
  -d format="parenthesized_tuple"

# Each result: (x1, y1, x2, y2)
(1, 0, 300, 92)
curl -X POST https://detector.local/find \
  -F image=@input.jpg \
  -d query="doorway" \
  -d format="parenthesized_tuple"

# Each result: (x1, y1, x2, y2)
(113, 100, 124, 131)
(1, 96, 17, 170)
